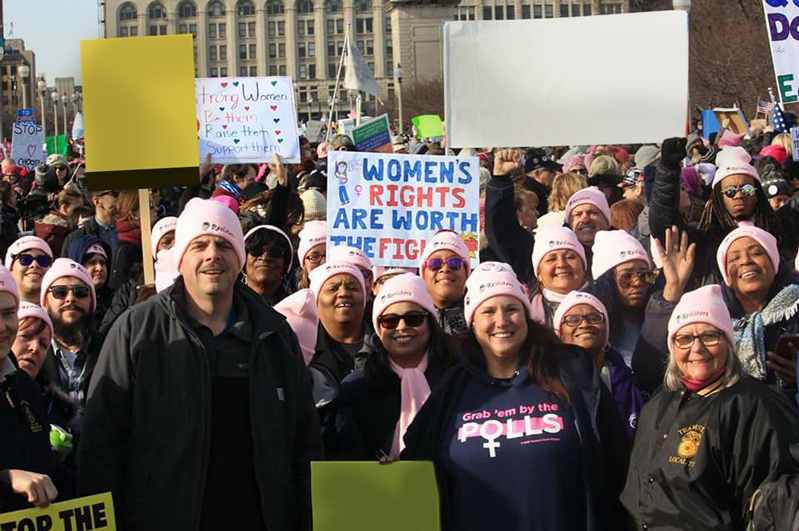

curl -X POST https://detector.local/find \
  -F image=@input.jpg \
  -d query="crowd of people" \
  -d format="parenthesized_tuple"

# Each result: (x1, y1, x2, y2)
(2, 124, 799, 530)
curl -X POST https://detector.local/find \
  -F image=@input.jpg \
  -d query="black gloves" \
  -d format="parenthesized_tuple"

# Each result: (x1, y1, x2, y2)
(661, 137, 687, 171)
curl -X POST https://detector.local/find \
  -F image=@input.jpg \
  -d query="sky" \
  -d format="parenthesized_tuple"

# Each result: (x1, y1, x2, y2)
(6, 0, 100, 85)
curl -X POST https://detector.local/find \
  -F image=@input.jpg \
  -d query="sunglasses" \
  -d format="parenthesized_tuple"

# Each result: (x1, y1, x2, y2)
(571, 168, 588, 175)
(378, 311, 428, 330)
(672, 331, 724, 350)
(249, 245, 286, 260)
(15, 254, 52, 268)
(48, 285, 91, 300)
(615, 270, 657, 288)
(425, 257, 465, 271)
(562, 312, 605, 327)
(721, 184, 757, 199)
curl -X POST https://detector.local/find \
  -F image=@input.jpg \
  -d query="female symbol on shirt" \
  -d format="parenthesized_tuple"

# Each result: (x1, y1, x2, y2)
(480, 420, 504, 458)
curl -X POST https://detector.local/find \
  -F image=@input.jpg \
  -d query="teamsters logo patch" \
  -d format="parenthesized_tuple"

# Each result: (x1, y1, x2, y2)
(670, 424, 705, 467)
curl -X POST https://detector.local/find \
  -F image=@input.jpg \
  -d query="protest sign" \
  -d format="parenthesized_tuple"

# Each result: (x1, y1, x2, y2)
(327, 151, 480, 267)
(763, 1, 799, 103)
(412, 114, 444, 140)
(312, 461, 440, 531)
(713, 107, 749, 137)
(72, 111, 84, 139)
(352, 114, 392, 153)
(337, 118, 356, 140)
(11, 121, 45, 171)
(57, 135, 68, 155)
(0, 492, 116, 530)
(81, 34, 199, 190)
(791, 127, 799, 162)
(701, 109, 720, 140)
(306, 119, 323, 143)
(196, 76, 300, 164)
(443, 12, 688, 147)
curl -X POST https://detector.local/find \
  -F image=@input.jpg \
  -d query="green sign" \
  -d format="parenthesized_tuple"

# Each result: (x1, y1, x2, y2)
(352, 114, 392, 153)
(57, 135, 68, 155)
(412, 114, 443, 140)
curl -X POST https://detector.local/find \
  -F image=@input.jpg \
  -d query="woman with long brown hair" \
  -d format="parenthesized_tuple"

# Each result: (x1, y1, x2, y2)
(402, 262, 630, 531)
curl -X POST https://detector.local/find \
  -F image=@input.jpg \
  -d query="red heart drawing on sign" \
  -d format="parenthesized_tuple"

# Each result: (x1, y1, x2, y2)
(275, 130, 281, 135)
(244, 106, 250, 111)
(222, 125, 228, 129)
(221, 82, 228, 88)
(270, 106, 277, 111)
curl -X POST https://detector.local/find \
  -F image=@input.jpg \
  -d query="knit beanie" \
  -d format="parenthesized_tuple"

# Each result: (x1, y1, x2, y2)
(151, 216, 178, 256)
(5, 236, 53, 270)
(298, 220, 328, 265)
(712, 146, 759, 187)
(717, 130, 745, 148)
(0, 266, 19, 308)
(308, 260, 366, 307)
(373, 266, 417, 283)
(244, 225, 294, 270)
(211, 194, 239, 214)
(531, 226, 586, 277)
(274, 289, 319, 366)
(552, 291, 609, 347)
(667, 285, 734, 355)
(760, 145, 788, 166)
(40, 258, 95, 311)
(372, 273, 437, 333)
(418, 230, 472, 276)
(564, 186, 611, 226)
(301, 190, 327, 221)
(590, 230, 651, 279)
(84, 243, 107, 260)
(329, 245, 372, 272)
(716, 226, 779, 286)
(464, 261, 533, 326)
(174, 198, 246, 271)
(18, 301, 53, 338)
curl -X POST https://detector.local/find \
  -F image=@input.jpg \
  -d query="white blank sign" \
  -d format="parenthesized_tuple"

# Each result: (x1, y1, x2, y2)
(444, 11, 689, 148)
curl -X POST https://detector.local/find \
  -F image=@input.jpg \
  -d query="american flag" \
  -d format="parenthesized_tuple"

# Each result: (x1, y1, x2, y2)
(758, 100, 776, 115)
(772, 103, 787, 132)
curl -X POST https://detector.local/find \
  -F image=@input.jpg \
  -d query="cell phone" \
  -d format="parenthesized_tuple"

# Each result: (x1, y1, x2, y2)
(775, 333, 799, 358)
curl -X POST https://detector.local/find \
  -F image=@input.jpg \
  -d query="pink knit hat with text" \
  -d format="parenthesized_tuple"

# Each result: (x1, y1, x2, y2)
(329, 245, 372, 271)
(591, 230, 651, 279)
(552, 291, 609, 347)
(0, 266, 19, 308)
(245, 224, 294, 271)
(531, 226, 587, 276)
(40, 258, 95, 312)
(151, 216, 178, 256)
(5, 236, 53, 270)
(298, 220, 327, 265)
(564, 186, 611, 227)
(715, 226, 779, 286)
(717, 129, 745, 148)
(174, 198, 246, 271)
(372, 273, 437, 332)
(274, 289, 319, 366)
(419, 230, 471, 275)
(667, 285, 734, 355)
(464, 261, 534, 325)
(18, 301, 53, 338)
(712, 146, 760, 188)
(373, 266, 416, 283)
(309, 260, 366, 306)
(84, 243, 107, 259)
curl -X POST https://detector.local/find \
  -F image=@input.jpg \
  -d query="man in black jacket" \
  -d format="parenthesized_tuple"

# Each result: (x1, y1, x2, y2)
(79, 198, 322, 531)
(60, 189, 119, 262)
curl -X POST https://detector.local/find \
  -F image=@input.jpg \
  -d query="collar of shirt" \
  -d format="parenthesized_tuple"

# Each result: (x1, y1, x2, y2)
(95, 217, 114, 230)
(0, 355, 16, 384)
(186, 294, 252, 342)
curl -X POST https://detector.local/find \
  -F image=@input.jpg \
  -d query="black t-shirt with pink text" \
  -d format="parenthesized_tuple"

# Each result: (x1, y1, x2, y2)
(442, 375, 587, 531)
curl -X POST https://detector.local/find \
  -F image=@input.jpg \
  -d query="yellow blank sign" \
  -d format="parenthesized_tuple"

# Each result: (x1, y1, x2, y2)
(80, 35, 199, 190)
(311, 461, 441, 531)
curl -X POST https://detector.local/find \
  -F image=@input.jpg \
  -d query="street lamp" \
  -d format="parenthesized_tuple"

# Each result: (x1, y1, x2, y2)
(61, 95, 68, 138)
(37, 79, 47, 134)
(71, 92, 80, 117)
(18, 65, 30, 109)
(51, 91, 59, 139)
(308, 95, 315, 121)
(395, 63, 403, 135)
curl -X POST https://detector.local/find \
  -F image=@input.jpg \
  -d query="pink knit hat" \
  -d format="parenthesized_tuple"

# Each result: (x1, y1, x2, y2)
(84, 243, 107, 259)
(561, 155, 587, 174)
(274, 289, 319, 366)
(5, 236, 53, 270)
(419, 230, 472, 276)
(373, 266, 416, 283)
(298, 220, 327, 265)
(211, 194, 239, 214)
(718, 130, 745, 148)
(317, 142, 329, 159)
(308, 260, 366, 306)
(40, 258, 96, 312)
(716, 226, 779, 286)
(591, 230, 651, 279)
(151, 216, 178, 256)
(372, 273, 437, 332)
(174, 198, 246, 271)
(244, 224, 294, 271)
(712, 146, 760, 188)
(667, 284, 734, 355)
(564, 186, 611, 226)
(0, 266, 19, 308)
(531, 226, 587, 276)
(552, 291, 609, 347)
(760, 145, 788, 166)
(18, 301, 53, 338)
(464, 262, 533, 325)
(329, 245, 372, 272)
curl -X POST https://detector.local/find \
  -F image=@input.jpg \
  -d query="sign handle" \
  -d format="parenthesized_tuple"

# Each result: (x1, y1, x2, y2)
(138, 189, 155, 285)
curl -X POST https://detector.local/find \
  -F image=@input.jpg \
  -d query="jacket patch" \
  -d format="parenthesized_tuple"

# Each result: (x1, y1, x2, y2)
(670, 424, 705, 466)
(20, 400, 43, 433)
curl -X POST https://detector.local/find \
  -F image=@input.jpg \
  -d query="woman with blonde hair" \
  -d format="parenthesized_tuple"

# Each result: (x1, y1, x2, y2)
(536, 172, 587, 232)
(772, 132, 793, 159)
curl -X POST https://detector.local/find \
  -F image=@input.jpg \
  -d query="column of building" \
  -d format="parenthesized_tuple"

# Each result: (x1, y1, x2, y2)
(315, 0, 328, 97)
(373, 0, 386, 80)
(285, 4, 298, 79)
(257, 6, 268, 76)
(197, 8, 209, 77)
(226, 7, 239, 77)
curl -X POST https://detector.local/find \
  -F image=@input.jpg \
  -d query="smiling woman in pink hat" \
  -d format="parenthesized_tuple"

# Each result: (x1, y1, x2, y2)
(5, 236, 53, 305)
(418, 230, 471, 335)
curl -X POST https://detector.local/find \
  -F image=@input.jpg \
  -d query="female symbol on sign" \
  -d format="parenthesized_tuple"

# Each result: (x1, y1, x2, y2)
(354, 185, 363, 197)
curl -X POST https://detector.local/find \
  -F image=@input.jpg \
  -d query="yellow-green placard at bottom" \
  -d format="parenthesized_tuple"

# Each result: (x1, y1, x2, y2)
(0, 492, 115, 530)
(311, 461, 440, 531)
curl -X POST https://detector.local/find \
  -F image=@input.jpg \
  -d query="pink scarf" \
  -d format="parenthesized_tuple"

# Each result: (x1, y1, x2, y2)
(388, 354, 431, 457)
(682, 367, 725, 392)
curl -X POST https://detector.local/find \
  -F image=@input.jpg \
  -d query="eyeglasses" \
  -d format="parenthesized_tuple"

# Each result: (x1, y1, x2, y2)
(672, 331, 724, 350)
(721, 184, 757, 199)
(54, 166, 68, 172)
(15, 254, 52, 268)
(425, 257, 465, 271)
(306, 252, 325, 264)
(249, 245, 286, 260)
(615, 270, 657, 288)
(562, 312, 605, 327)
(378, 311, 428, 330)
(48, 285, 91, 300)
(572, 168, 587, 175)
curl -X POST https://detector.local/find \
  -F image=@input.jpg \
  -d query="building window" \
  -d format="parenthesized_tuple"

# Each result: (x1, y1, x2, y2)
(240, 44, 247, 59)
(522, 4, 531, 18)
(250, 66, 257, 76)
(238, 0, 255, 16)
(148, 1, 166, 19)
(298, 0, 314, 14)
(119, 3, 137, 21)
(299, 20, 306, 36)
(456, 6, 475, 20)
(507, 5, 515, 19)
(336, 19, 344, 34)
(327, 19, 334, 34)
(120, 26, 129, 37)
(308, 42, 315, 57)
(209, 24, 216, 38)
(328, 63, 337, 78)
(248, 21, 256, 36)
(211, 67, 218, 77)
(210, 46, 218, 60)
(386, 14, 392, 32)
(219, 23, 226, 37)
(268, 21, 276, 36)
(328, 0, 342, 13)
(270, 65, 278, 76)
(221, 67, 228, 77)
(278, 21, 285, 35)
(178, 1, 196, 17)
(279, 43, 286, 58)
(130, 26, 138, 36)
(307, 20, 314, 35)
(208, 1, 225, 16)
(366, 40, 373, 55)
(571, 3, 581, 15)
(584, 3, 592, 15)
(299, 65, 307, 80)
(239, 22, 247, 38)
(299, 42, 306, 58)
(545, 4, 553, 17)
(482, 6, 492, 19)
(179, 23, 188, 33)
(249, 44, 256, 58)
(494, 5, 504, 19)
(149, 25, 157, 35)
(560, 4, 569, 16)
(279, 65, 286, 75)
(327, 41, 335, 56)
(534, 4, 542, 17)
(267, 0, 284, 15)
(269, 43, 277, 58)
(309, 64, 316, 79)
(219, 45, 226, 59)
(241, 66, 248, 76)
(356, 0, 371, 12)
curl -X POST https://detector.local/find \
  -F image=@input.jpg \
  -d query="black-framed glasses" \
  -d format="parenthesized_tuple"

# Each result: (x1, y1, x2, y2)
(248, 245, 287, 261)
(672, 331, 724, 350)
(306, 252, 325, 264)
(572, 168, 587, 175)
(15, 254, 52, 268)
(615, 270, 657, 288)
(721, 184, 756, 199)
(562, 312, 605, 327)
(378, 311, 428, 330)
(425, 257, 465, 271)
(48, 285, 90, 300)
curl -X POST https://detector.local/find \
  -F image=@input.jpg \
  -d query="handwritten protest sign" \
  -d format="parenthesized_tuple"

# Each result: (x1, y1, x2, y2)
(444, 12, 688, 147)
(763, 1, 799, 103)
(11, 121, 45, 171)
(337, 118, 356, 140)
(306, 119, 323, 143)
(412, 114, 444, 140)
(352, 114, 392, 153)
(0, 492, 116, 530)
(196, 76, 300, 164)
(327, 151, 480, 267)
(312, 461, 440, 531)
